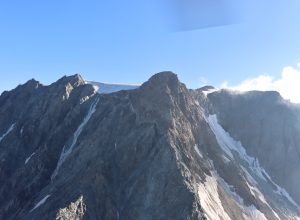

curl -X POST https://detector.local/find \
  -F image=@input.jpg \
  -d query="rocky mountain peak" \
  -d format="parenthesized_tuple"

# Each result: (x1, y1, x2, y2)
(55, 74, 85, 88)
(141, 71, 180, 91)
(11, 78, 42, 93)
(197, 85, 215, 92)
(1, 73, 300, 220)
(45, 74, 92, 101)
(23, 78, 41, 88)
(0, 78, 42, 107)
(140, 71, 191, 105)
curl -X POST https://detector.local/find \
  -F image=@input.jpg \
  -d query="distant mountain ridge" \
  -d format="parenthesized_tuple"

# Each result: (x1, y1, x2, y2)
(0, 72, 300, 220)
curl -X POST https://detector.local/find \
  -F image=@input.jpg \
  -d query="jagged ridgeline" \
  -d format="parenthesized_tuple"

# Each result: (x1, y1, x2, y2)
(0, 72, 300, 220)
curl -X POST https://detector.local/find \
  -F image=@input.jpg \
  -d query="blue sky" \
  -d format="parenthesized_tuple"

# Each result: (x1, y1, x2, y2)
(1, 0, 300, 94)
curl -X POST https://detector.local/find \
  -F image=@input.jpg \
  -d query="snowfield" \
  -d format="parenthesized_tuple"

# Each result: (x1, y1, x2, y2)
(206, 114, 300, 216)
(86, 81, 139, 94)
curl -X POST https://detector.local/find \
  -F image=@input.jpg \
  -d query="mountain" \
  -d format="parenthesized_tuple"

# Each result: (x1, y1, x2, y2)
(0, 72, 300, 220)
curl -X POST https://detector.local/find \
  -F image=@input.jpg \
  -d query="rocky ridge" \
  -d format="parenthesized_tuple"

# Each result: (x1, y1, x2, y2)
(0, 72, 299, 219)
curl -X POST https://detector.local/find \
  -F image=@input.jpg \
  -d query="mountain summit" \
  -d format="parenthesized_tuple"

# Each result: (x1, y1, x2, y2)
(0, 72, 300, 220)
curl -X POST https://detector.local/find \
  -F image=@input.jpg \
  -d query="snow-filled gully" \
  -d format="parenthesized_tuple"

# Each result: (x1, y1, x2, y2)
(0, 123, 15, 143)
(51, 98, 99, 180)
(198, 171, 270, 220)
(30, 195, 51, 212)
(206, 114, 300, 211)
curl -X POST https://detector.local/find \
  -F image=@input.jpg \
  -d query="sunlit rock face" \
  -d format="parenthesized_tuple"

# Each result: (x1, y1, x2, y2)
(0, 72, 300, 220)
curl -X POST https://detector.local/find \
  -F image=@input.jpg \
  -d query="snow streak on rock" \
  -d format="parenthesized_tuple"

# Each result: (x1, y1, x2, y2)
(0, 123, 15, 143)
(198, 173, 231, 220)
(30, 195, 51, 212)
(199, 170, 270, 220)
(51, 98, 99, 180)
(243, 205, 268, 220)
(218, 173, 275, 220)
(206, 115, 234, 159)
(194, 144, 203, 158)
(207, 114, 300, 211)
(25, 153, 35, 164)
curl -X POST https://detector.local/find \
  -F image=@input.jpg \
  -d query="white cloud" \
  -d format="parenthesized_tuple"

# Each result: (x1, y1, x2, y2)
(221, 65, 300, 103)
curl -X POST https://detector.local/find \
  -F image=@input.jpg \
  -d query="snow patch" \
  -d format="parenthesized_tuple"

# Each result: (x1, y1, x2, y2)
(216, 172, 270, 220)
(206, 115, 234, 159)
(197, 174, 231, 220)
(0, 123, 15, 143)
(241, 166, 257, 185)
(51, 98, 99, 180)
(80, 96, 91, 104)
(86, 81, 139, 94)
(117, 210, 120, 220)
(217, 173, 244, 204)
(208, 114, 273, 180)
(202, 88, 219, 97)
(207, 114, 300, 211)
(274, 184, 300, 211)
(25, 153, 35, 164)
(244, 181, 280, 219)
(194, 144, 203, 158)
(30, 195, 50, 212)
(243, 205, 268, 220)
(246, 181, 267, 204)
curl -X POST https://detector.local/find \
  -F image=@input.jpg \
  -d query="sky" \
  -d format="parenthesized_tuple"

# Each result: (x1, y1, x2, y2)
(1, 0, 300, 102)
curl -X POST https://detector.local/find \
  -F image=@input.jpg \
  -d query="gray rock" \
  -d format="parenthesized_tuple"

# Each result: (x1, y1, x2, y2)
(56, 196, 86, 220)
(0, 72, 300, 220)
(207, 89, 300, 205)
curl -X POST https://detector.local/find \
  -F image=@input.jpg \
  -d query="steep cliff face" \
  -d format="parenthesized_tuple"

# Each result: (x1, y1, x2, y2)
(0, 74, 96, 219)
(207, 89, 300, 206)
(0, 72, 300, 220)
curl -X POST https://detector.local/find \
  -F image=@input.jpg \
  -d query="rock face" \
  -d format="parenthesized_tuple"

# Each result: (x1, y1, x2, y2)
(0, 72, 300, 220)
(56, 196, 86, 220)
(207, 90, 300, 205)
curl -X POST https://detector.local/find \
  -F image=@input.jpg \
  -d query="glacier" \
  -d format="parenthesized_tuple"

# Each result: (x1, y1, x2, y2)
(86, 81, 139, 94)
